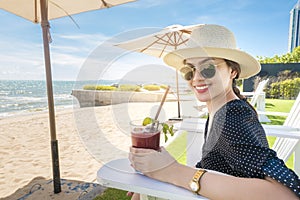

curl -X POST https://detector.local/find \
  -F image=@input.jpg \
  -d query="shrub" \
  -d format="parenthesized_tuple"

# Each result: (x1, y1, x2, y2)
(83, 85, 96, 90)
(118, 84, 141, 92)
(269, 82, 280, 99)
(268, 78, 300, 99)
(96, 85, 117, 91)
(160, 84, 169, 90)
(83, 85, 116, 91)
(143, 84, 161, 91)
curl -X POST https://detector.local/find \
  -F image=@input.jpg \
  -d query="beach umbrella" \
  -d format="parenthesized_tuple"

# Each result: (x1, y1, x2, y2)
(116, 24, 203, 119)
(0, 0, 136, 194)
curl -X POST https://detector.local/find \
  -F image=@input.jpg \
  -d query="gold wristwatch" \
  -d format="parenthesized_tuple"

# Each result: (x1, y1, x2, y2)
(189, 169, 207, 194)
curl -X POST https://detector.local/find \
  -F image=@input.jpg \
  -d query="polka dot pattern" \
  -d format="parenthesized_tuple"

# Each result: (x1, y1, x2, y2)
(195, 99, 300, 197)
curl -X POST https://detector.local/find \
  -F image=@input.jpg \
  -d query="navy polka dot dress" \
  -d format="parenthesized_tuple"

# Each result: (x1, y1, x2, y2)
(195, 99, 300, 198)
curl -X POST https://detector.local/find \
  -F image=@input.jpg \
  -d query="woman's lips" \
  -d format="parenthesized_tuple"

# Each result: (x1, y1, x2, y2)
(194, 84, 209, 93)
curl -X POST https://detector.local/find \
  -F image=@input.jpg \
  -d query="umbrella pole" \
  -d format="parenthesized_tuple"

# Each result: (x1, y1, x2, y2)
(40, 0, 61, 194)
(176, 70, 181, 118)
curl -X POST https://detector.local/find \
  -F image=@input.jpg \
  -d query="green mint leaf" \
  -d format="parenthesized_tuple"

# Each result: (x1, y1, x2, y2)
(169, 125, 174, 136)
(162, 123, 168, 133)
(164, 134, 168, 143)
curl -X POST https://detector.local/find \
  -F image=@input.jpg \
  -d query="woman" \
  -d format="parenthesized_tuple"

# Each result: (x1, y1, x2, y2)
(129, 24, 300, 199)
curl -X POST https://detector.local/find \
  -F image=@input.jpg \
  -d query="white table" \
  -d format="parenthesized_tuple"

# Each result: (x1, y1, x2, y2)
(97, 158, 208, 200)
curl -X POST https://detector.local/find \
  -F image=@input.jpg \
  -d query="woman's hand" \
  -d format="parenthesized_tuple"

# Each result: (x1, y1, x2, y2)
(129, 146, 178, 180)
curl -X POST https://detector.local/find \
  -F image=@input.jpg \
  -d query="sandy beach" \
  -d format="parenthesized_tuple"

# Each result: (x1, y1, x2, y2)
(0, 101, 194, 199)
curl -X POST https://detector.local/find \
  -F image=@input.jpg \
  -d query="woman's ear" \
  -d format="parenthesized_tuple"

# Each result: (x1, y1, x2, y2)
(230, 69, 238, 79)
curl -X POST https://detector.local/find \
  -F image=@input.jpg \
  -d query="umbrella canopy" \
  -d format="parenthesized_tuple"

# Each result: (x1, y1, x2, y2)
(0, 0, 135, 23)
(0, 0, 136, 194)
(116, 24, 203, 57)
(116, 24, 203, 118)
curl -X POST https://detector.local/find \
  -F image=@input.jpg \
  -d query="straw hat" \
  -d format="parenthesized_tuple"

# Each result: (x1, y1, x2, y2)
(163, 24, 261, 79)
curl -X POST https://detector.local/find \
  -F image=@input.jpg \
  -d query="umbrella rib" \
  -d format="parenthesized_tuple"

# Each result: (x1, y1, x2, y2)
(176, 39, 189, 46)
(159, 37, 172, 57)
(158, 32, 178, 57)
(157, 31, 189, 46)
(174, 32, 178, 49)
(156, 35, 175, 45)
(157, 32, 188, 46)
(166, 32, 178, 48)
(151, 34, 177, 47)
(174, 31, 190, 46)
(172, 31, 190, 47)
(180, 29, 192, 34)
(101, 0, 112, 8)
(101, 0, 109, 7)
(140, 34, 172, 56)
(48, 0, 80, 28)
(140, 29, 191, 54)
(140, 36, 166, 52)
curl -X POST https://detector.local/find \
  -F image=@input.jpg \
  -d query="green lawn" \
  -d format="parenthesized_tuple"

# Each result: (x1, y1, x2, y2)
(94, 98, 295, 199)
(93, 188, 130, 200)
(265, 99, 295, 113)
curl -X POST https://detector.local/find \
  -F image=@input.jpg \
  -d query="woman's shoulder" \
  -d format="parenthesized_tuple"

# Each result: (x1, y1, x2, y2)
(213, 99, 265, 140)
(216, 99, 255, 117)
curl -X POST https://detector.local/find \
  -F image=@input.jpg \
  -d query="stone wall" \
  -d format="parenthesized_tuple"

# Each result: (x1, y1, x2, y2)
(71, 90, 176, 107)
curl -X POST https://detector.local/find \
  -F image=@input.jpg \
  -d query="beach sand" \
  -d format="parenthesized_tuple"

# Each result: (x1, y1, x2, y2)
(0, 101, 194, 199)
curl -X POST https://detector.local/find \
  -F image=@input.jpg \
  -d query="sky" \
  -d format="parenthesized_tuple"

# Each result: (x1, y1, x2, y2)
(0, 0, 298, 81)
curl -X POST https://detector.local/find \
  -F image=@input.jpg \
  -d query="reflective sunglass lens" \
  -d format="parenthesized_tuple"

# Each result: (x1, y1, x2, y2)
(180, 66, 194, 81)
(200, 64, 216, 78)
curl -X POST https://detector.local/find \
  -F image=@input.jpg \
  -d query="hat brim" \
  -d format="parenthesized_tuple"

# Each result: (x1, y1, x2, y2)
(163, 47, 261, 79)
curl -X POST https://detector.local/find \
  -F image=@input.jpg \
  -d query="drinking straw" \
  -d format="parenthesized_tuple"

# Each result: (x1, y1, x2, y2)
(154, 85, 170, 120)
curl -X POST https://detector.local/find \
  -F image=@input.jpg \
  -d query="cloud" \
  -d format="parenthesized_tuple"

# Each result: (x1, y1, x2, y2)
(0, 31, 114, 80)
(0, 37, 45, 80)
(57, 33, 108, 45)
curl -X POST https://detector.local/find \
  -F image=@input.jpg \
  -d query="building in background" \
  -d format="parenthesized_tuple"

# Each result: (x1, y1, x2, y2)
(288, 0, 300, 52)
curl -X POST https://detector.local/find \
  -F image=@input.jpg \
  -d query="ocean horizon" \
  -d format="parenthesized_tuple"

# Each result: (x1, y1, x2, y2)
(0, 80, 118, 117)
(0, 79, 190, 117)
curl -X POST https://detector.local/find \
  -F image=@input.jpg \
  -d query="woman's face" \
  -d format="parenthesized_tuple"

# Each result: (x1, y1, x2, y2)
(185, 57, 236, 103)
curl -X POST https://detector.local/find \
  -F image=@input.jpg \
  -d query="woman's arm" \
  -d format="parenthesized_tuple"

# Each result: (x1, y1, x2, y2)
(129, 147, 299, 200)
(199, 169, 298, 200)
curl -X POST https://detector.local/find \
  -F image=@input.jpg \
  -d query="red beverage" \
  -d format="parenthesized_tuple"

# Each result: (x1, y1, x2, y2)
(131, 130, 160, 150)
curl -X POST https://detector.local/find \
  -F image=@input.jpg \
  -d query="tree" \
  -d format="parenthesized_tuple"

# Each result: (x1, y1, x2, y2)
(258, 46, 300, 63)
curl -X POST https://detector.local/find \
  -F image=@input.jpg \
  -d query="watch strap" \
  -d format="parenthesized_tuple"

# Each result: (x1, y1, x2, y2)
(190, 169, 207, 194)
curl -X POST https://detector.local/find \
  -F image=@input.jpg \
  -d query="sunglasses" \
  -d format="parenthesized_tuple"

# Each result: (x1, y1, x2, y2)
(180, 62, 224, 81)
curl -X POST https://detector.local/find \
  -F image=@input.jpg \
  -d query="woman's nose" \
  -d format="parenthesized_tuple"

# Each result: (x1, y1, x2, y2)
(192, 69, 205, 81)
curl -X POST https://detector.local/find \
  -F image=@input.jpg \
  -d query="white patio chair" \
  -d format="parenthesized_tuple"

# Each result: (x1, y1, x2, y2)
(249, 78, 269, 106)
(242, 78, 270, 122)
(263, 92, 300, 175)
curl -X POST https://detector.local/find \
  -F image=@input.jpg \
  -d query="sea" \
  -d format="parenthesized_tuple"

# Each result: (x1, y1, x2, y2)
(0, 80, 191, 117)
(0, 80, 108, 117)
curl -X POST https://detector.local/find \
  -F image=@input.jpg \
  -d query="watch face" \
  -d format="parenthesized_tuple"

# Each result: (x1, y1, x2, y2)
(190, 181, 199, 192)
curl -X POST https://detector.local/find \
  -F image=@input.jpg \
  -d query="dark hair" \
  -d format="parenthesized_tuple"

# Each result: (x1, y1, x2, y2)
(224, 59, 257, 114)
